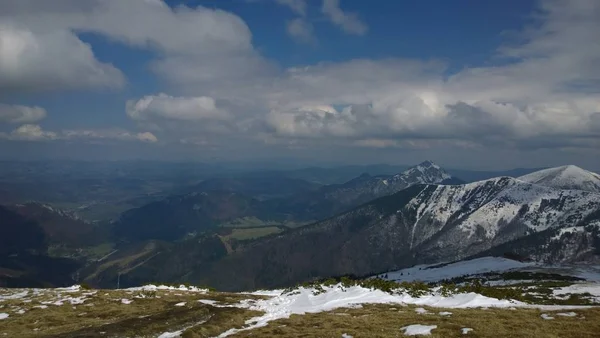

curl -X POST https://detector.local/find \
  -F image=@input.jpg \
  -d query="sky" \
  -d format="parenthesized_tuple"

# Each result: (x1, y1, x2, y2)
(0, 0, 599, 170)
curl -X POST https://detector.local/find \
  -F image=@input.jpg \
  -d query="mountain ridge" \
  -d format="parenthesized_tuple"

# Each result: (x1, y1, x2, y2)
(87, 171, 600, 291)
(518, 165, 600, 192)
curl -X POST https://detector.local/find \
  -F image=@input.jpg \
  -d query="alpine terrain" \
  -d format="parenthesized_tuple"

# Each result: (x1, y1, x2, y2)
(83, 165, 600, 291)
(518, 165, 600, 193)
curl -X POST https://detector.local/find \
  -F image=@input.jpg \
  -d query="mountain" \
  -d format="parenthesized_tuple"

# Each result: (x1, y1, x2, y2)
(206, 177, 600, 290)
(446, 167, 545, 183)
(109, 161, 459, 242)
(87, 174, 600, 291)
(112, 191, 275, 242)
(8, 203, 100, 248)
(0, 205, 81, 287)
(518, 165, 600, 192)
(269, 160, 462, 221)
(273, 164, 411, 184)
(186, 175, 321, 200)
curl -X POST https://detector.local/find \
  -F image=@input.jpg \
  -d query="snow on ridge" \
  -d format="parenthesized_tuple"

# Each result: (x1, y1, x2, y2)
(379, 257, 535, 283)
(405, 175, 600, 239)
(518, 165, 600, 192)
(393, 161, 451, 185)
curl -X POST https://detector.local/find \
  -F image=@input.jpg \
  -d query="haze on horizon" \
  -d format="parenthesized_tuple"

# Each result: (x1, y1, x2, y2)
(0, 0, 599, 171)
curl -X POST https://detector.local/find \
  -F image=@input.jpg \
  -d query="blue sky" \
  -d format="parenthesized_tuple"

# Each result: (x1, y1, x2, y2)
(0, 0, 599, 170)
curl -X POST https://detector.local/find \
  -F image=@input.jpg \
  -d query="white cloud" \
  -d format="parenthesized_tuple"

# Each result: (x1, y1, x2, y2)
(0, 124, 157, 143)
(0, 0, 255, 93)
(61, 129, 158, 143)
(286, 18, 316, 44)
(126, 94, 230, 122)
(0, 104, 46, 123)
(321, 0, 368, 36)
(0, 24, 124, 93)
(1, 0, 599, 163)
(4, 124, 58, 141)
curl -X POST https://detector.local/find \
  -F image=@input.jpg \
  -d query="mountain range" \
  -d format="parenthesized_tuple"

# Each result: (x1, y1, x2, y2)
(111, 161, 462, 241)
(81, 163, 600, 291)
(2, 161, 599, 291)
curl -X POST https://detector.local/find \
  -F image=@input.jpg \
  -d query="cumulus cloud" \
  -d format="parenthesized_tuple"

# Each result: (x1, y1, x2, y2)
(287, 18, 316, 44)
(0, 124, 157, 143)
(3, 124, 58, 141)
(1, 0, 600, 162)
(321, 0, 368, 36)
(0, 0, 256, 93)
(0, 104, 46, 123)
(0, 24, 124, 93)
(126, 94, 230, 122)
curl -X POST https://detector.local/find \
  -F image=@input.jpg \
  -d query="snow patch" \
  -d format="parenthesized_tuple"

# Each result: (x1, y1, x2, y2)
(381, 257, 534, 283)
(552, 283, 600, 301)
(217, 284, 523, 337)
(157, 331, 183, 338)
(541, 314, 554, 320)
(126, 284, 208, 293)
(401, 324, 437, 335)
(415, 307, 429, 314)
(0, 313, 8, 320)
(461, 328, 473, 334)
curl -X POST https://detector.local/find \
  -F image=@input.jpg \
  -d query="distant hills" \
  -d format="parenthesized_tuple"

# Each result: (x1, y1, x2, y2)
(111, 161, 462, 242)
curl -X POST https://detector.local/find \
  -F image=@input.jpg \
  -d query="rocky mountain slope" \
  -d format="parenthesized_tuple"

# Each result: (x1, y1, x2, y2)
(112, 191, 274, 242)
(268, 160, 462, 221)
(110, 161, 460, 242)
(0, 205, 82, 287)
(518, 165, 600, 192)
(8, 203, 99, 247)
(87, 168, 600, 291)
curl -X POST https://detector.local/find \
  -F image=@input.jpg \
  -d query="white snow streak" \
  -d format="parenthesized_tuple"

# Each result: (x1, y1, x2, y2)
(217, 284, 523, 337)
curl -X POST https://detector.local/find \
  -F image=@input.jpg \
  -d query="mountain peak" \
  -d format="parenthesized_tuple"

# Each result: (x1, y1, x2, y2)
(518, 165, 600, 192)
(415, 160, 439, 169)
(396, 160, 451, 184)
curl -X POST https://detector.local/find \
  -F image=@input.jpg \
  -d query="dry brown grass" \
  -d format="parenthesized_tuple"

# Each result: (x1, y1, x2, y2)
(0, 288, 263, 338)
(1, 288, 599, 338)
(241, 304, 600, 338)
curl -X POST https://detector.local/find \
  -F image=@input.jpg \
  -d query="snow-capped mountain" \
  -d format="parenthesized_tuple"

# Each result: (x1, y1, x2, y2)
(518, 165, 600, 193)
(185, 176, 600, 291)
(270, 160, 461, 220)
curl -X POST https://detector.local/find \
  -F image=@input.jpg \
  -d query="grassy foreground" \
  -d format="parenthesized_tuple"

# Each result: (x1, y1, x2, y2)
(250, 304, 600, 338)
(0, 287, 263, 338)
(0, 286, 599, 337)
